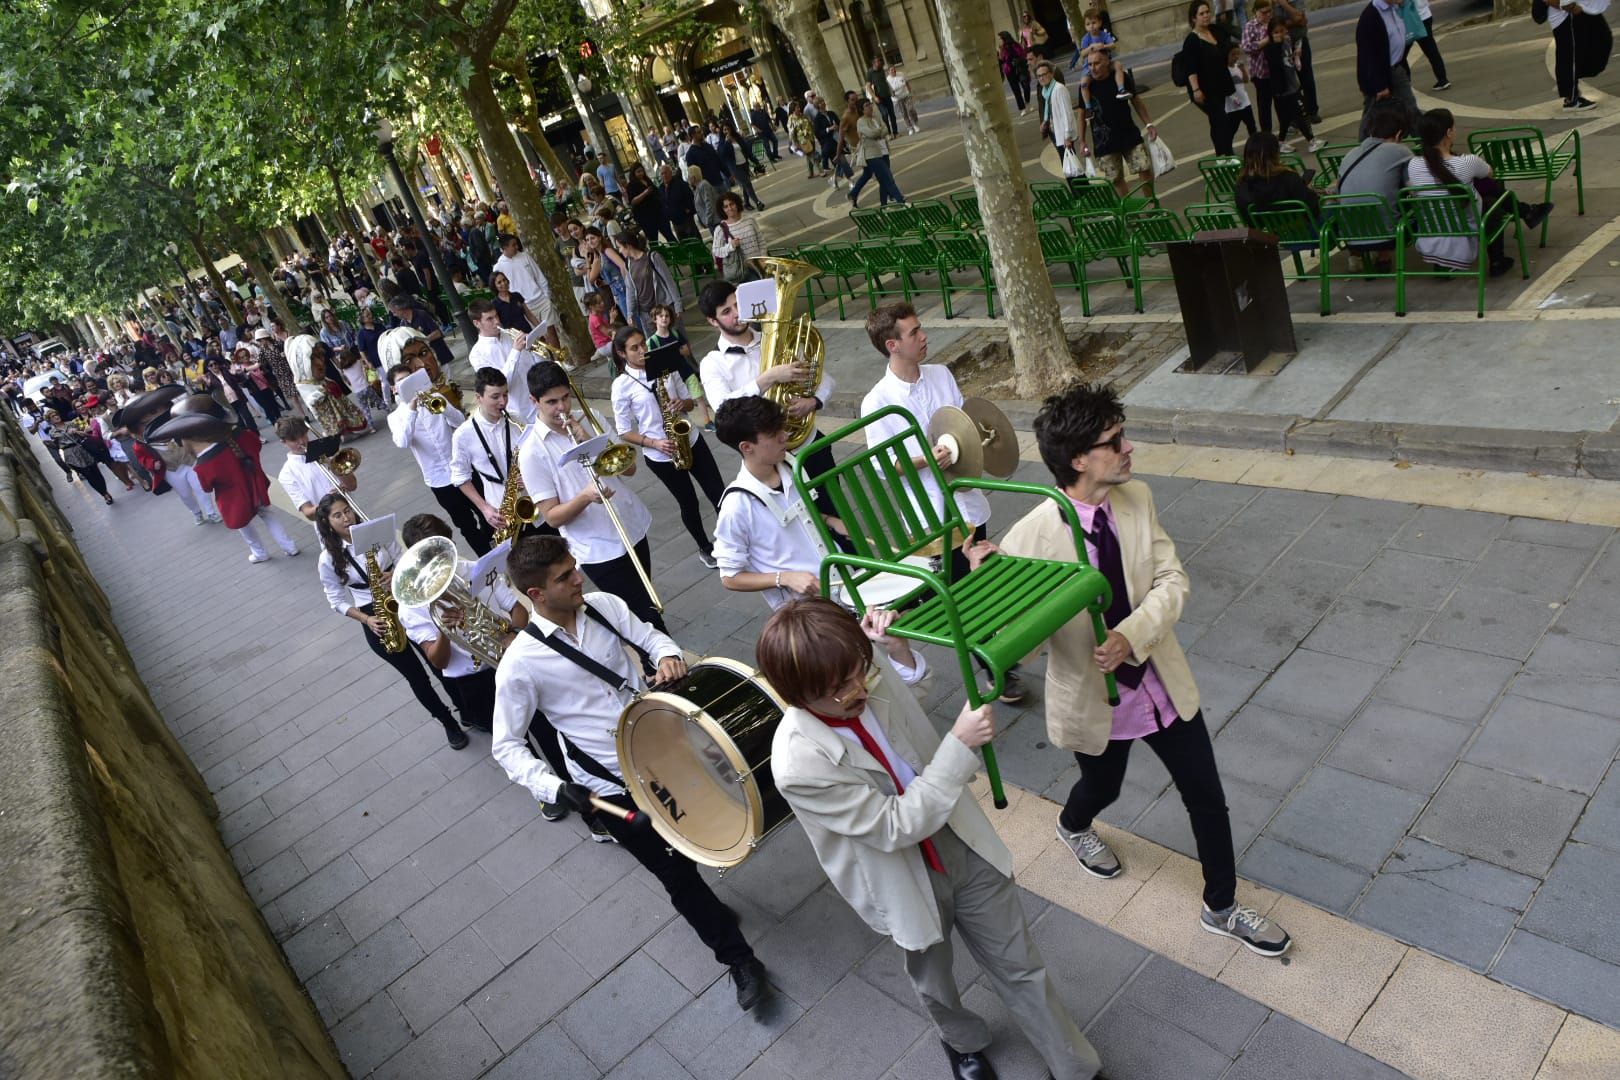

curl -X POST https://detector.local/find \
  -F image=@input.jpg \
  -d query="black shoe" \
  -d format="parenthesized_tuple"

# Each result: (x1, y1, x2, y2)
(731, 958, 769, 1011)
(1433, 79, 1452, 90)
(1520, 201, 1554, 229)
(1306, 112, 1323, 125)
(1489, 256, 1516, 278)
(443, 722, 469, 750)
(997, 669, 1028, 705)
(1564, 96, 1597, 110)
(943, 1041, 999, 1080)
(540, 800, 569, 822)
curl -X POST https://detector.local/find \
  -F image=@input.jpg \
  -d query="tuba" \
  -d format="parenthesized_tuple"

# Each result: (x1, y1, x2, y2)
(391, 535, 512, 669)
(366, 545, 408, 653)
(653, 375, 693, 471)
(751, 256, 826, 450)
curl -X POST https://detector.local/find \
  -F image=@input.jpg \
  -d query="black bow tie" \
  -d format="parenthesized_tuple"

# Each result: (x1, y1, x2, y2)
(725, 346, 747, 354)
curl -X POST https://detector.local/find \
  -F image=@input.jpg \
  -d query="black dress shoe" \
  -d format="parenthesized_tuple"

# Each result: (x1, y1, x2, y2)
(442, 722, 469, 750)
(731, 958, 769, 1010)
(943, 1041, 998, 1080)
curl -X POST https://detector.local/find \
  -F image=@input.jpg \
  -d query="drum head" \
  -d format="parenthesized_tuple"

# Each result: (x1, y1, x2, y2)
(617, 659, 788, 868)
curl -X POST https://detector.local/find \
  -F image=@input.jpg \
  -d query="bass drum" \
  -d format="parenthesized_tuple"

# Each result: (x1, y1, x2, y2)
(616, 657, 792, 868)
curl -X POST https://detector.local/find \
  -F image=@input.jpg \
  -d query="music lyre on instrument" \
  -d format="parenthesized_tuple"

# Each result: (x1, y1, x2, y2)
(561, 431, 664, 613)
(615, 658, 790, 868)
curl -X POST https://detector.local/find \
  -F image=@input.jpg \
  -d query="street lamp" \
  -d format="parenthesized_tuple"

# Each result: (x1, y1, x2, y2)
(374, 116, 476, 347)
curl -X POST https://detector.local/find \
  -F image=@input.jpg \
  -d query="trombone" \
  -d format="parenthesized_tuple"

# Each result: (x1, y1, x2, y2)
(306, 413, 368, 520)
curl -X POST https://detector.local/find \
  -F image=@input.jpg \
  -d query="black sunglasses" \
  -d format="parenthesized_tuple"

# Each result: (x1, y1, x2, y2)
(1089, 428, 1126, 453)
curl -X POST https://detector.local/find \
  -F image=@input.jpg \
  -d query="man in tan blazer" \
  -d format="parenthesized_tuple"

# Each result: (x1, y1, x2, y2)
(759, 599, 1103, 1080)
(999, 383, 1291, 957)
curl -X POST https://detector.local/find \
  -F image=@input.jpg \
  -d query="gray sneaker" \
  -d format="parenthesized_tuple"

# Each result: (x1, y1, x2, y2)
(1055, 823, 1123, 879)
(1201, 903, 1291, 957)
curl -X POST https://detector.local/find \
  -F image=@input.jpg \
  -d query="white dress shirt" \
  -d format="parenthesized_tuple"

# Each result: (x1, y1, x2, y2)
(713, 459, 834, 609)
(399, 556, 522, 678)
(449, 410, 528, 507)
(517, 424, 652, 565)
(468, 335, 539, 427)
(278, 452, 337, 518)
(698, 330, 835, 409)
(610, 366, 700, 465)
(861, 364, 991, 529)
(491, 250, 548, 311)
(492, 591, 681, 802)
(388, 399, 465, 488)
(317, 539, 400, 616)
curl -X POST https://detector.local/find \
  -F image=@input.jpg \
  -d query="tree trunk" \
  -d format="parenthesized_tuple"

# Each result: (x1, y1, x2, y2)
(462, 67, 593, 361)
(501, 57, 577, 186)
(1057, 0, 1086, 55)
(766, 0, 845, 110)
(188, 232, 241, 325)
(935, 0, 1073, 397)
(449, 134, 497, 203)
(227, 221, 304, 332)
(330, 166, 382, 293)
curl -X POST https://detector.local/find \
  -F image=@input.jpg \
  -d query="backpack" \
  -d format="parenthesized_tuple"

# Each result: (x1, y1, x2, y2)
(1171, 48, 1189, 87)
(1531, 0, 1548, 23)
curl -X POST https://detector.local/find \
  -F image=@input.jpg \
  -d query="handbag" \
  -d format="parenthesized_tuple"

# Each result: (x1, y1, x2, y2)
(1400, 1, 1428, 42)
(715, 223, 750, 283)
(1148, 134, 1177, 177)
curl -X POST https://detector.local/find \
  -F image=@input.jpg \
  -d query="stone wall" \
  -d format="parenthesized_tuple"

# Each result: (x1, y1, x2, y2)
(0, 415, 344, 1079)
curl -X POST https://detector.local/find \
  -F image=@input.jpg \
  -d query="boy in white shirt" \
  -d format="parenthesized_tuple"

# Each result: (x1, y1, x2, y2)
(448, 367, 530, 538)
(275, 415, 354, 521)
(467, 299, 540, 427)
(386, 360, 490, 555)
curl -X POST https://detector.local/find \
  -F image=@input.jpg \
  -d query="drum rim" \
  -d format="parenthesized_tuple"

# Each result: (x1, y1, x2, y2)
(615, 657, 785, 868)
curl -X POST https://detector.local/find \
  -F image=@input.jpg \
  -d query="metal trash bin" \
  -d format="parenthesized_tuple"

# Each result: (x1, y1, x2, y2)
(1167, 228, 1296, 373)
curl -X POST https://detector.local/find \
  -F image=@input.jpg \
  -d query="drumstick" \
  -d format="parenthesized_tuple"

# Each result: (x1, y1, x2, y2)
(588, 796, 645, 825)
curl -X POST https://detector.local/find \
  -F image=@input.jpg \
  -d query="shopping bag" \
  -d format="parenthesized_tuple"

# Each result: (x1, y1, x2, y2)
(1061, 147, 1083, 178)
(1148, 134, 1177, 178)
(1083, 151, 1098, 178)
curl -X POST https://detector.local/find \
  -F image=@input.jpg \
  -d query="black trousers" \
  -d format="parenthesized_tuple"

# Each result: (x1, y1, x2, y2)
(1555, 16, 1579, 100)
(644, 437, 724, 556)
(443, 668, 496, 731)
(1297, 33, 1319, 116)
(1200, 96, 1236, 156)
(1416, 17, 1448, 84)
(1254, 73, 1275, 133)
(1058, 711, 1236, 911)
(1008, 71, 1031, 112)
(43, 442, 73, 479)
(249, 386, 283, 425)
(583, 536, 666, 632)
(432, 483, 493, 556)
(593, 790, 755, 968)
(876, 96, 899, 136)
(72, 462, 110, 497)
(1273, 90, 1313, 141)
(230, 399, 257, 432)
(359, 604, 458, 728)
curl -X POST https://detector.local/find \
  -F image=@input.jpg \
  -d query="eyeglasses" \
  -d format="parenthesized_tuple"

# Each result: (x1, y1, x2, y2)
(832, 661, 881, 706)
(1089, 428, 1127, 453)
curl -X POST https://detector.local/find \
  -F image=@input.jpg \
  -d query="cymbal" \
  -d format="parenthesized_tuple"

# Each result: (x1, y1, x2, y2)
(927, 398, 1018, 480)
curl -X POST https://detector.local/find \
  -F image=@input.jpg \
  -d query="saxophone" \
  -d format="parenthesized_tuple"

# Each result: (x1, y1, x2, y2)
(366, 545, 408, 654)
(653, 374, 693, 471)
(492, 414, 537, 544)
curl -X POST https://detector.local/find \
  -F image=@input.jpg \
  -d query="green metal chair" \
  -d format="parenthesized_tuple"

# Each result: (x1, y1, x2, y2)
(1071, 212, 1145, 314)
(934, 231, 997, 318)
(1395, 183, 1527, 318)
(908, 198, 956, 233)
(1313, 142, 1360, 190)
(850, 207, 890, 241)
(791, 244, 849, 321)
(1185, 201, 1244, 234)
(949, 189, 984, 231)
(1466, 125, 1582, 247)
(1199, 156, 1243, 203)
(820, 241, 870, 314)
(1030, 181, 1077, 220)
(1124, 208, 1187, 290)
(667, 237, 715, 300)
(1244, 199, 1326, 279)
(856, 237, 935, 306)
(792, 407, 1118, 807)
(1036, 219, 1085, 292)
(1318, 192, 1403, 315)
(881, 203, 922, 237)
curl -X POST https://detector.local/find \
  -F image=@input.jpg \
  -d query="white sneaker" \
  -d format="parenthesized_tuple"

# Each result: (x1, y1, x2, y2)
(1278, 140, 1296, 153)
(193, 514, 206, 527)
(1307, 137, 1327, 152)
(207, 514, 222, 523)
(247, 553, 270, 564)
(281, 547, 300, 557)
(827, 175, 837, 189)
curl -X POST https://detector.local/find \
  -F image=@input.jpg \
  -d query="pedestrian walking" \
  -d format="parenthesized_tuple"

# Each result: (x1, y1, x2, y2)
(848, 100, 907, 208)
(999, 31, 1034, 114)
(1355, 0, 1421, 137)
(1241, 0, 1278, 131)
(888, 65, 921, 134)
(1182, 0, 1239, 155)
(1411, 0, 1451, 88)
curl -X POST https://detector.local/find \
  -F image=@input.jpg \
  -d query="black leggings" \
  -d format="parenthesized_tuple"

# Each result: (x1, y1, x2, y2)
(358, 604, 458, 728)
(1273, 90, 1313, 142)
(644, 437, 725, 556)
(72, 462, 110, 497)
(1058, 711, 1236, 911)
(249, 386, 282, 425)
(1201, 96, 1235, 156)
(1415, 17, 1448, 84)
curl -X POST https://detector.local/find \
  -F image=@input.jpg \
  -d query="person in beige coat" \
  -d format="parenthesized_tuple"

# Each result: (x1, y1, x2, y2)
(760, 599, 1103, 1080)
(999, 382, 1290, 957)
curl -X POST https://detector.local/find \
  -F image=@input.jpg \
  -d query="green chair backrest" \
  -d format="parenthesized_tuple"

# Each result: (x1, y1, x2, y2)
(935, 231, 989, 264)
(1245, 199, 1320, 248)
(1466, 126, 1550, 172)
(1314, 142, 1360, 186)
(850, 207, 889, 240)
(1320, 192, 1399, 243)
(910, 198, 955, 232)
(1185, 202, 1245, 233)
(1030, 181, 1076, 220)
(883, 203, 922, 236)
(1398, 184, 1478, 237)
(1071, 211, 1135, 256)
(822, 240, 866, 277)
(1035, 219, 1077, 261)
(1125, 208, 1188, 250)
(949, 189, 984, 230)
(893, 235, 938, 266)
(1199, 157, 1243, 202)
(1068, 178, 1122, 215)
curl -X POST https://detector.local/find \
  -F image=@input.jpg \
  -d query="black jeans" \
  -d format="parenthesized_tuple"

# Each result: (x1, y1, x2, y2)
(1416, 17, 1448, 84)
(876, 96, 899, 136)
(1274, 90, 1313, 141)
(644, 437, 725, 556)
(593, 791, 755, 968)
(1554, 16, 1579, 100)
(583, 536, 666, 632)
(72, 462, 110, 497)
(43, 442, 73, 479)
(443, 668, 496, 731)
(249, 385, 282, 425)
(432, 483, 492, 556)
(359, 603, 459, 728)
(1200, 96, 1236, 156)
(1296, 33, 1319, 115)
(1058, 711, 1236, 911)
(1008, 71, 1031, 112)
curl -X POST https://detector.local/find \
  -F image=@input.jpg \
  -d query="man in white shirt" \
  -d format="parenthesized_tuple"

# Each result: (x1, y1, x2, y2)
(519, 360, 664, 631)
(275, 415, 354, 521)
(491, 234, 555, 336)
(448, 367, 530, 538)
(859, 301, 1026, 705)
(386, 358, 491, 555)
(466, 298, 540, 427)
(492, 533, 769, 1012)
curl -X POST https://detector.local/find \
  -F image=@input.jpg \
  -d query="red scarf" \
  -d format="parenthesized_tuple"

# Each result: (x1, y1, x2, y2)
(812, 710, 944, 873)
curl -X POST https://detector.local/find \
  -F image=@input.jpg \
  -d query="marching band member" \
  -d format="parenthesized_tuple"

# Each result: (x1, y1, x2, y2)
(448, 367, 530, 539)
(467, 299, 540, 427)
(163, 412, 301, 563)
(113, 387, 221, 526)
(492, 533, 769, 1011)
(284, 334, 370, 439)
(608, 324, 724, 569)
(312, 492, 469, 749)
(998, 382, 1292, 958)
(859, 301, 1025, 705)
(275, 416, 354, 521)
(757, 599, 1103, 1080)
(519, 361, 664, 632)
(396, 513, 527, 732)
(385, 343, 492, 555)
(712, 395, 849, 609)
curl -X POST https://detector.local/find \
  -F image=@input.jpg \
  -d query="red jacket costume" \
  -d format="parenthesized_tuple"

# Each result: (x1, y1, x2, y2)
(190, 429, 271, 529)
